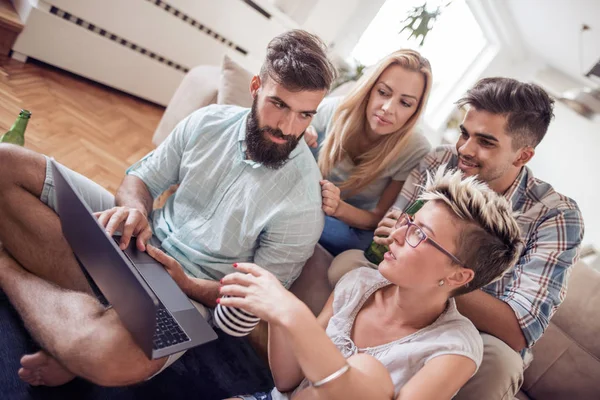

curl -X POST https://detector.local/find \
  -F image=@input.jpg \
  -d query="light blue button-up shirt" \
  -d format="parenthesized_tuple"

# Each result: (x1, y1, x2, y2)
(127, 104, 324, 287)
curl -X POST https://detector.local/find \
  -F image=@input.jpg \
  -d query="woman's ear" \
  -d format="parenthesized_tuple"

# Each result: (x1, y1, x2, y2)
(446, 267, 474, 290)
(250, 75, 261, 99)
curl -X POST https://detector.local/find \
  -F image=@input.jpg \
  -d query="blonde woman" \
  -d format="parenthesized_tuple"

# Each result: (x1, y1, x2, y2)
(306, 50, 433, 255)
(224, 168, 522, 400)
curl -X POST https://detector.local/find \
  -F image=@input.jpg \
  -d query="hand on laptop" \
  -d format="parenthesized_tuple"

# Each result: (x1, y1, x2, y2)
(146, 244, 191, 293)
(94, 206, 152, 251)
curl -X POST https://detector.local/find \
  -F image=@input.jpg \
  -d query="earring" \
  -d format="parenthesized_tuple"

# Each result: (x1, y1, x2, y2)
(438, 280, 445, 287)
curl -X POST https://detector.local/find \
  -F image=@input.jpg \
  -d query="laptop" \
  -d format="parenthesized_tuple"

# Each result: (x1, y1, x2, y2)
(50, 160, 217, 359)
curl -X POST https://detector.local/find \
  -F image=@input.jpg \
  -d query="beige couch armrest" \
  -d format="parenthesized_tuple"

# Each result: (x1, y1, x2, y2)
(522, 261, 600, 399)
(152, 65, 220, 146)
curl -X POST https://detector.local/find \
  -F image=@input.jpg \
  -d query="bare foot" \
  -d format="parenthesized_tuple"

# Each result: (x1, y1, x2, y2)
(18, 351, 75, 386)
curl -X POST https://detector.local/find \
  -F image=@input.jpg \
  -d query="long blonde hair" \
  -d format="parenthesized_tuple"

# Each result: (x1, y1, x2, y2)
(318, 49, 432, 197)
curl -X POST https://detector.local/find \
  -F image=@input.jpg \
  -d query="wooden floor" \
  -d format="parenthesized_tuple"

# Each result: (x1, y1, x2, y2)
(0, 55, 165, 194)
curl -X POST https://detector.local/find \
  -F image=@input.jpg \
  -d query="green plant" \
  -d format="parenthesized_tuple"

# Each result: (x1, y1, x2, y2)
(331, 61, 366, 91)
(400, 1, 452, 46)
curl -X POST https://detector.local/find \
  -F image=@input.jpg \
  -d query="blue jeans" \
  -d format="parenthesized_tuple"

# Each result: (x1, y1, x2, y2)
(318, 216, 374, 256)
(0, 289, 273, 400)
(236, 392, 273, 400)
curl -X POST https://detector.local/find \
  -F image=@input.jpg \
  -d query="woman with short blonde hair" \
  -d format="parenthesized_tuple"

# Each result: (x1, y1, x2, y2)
(224, 168, 522, 400)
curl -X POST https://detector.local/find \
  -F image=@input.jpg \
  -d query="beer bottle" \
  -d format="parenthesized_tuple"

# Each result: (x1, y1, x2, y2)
(0, 109, 31, 146)
(364, 199, 425, 264)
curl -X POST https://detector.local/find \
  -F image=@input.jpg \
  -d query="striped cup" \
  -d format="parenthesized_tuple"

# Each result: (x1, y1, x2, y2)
(214, 297, 260, 337)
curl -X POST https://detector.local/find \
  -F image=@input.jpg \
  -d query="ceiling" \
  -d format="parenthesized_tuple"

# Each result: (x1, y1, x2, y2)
(505, 0, 600, 85)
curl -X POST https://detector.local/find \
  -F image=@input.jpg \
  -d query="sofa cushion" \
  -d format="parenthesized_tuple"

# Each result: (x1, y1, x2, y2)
(523, 322, 600, 399)
(551, 261, 600, 355)
(515, 390, 532, 400)
(217, 54, 253, 108)
(152, 65, 219, 145)
(521, 261, 600, 399)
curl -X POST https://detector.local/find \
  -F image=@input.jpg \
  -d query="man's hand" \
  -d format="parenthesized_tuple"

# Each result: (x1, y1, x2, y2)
(304, 126, 318, 148)
(94, 206, 152, 251)
(146, 245, 191, 294)
(373, 208, 402, 245)
(320, 180, 342, 217)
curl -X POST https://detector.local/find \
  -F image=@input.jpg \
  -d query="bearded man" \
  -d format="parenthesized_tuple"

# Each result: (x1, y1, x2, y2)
(0, 29, 335, 395)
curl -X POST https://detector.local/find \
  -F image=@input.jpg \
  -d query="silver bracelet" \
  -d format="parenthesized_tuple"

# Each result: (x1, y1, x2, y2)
(311, 363, 351, 388)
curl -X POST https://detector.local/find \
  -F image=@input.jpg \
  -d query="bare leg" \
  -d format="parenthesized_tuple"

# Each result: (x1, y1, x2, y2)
(0, 248, 167, 387)
(0, 144, 92, 293)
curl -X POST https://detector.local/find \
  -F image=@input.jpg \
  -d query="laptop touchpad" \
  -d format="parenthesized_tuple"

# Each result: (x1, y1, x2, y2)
(118, 238, 193, 313)
(135, 263, 193, 313)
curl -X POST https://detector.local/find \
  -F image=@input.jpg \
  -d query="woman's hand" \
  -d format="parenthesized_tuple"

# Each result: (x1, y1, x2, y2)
(146, 245, 191, 294)
(304, 126, 318, 148)
(219, 263, 304, 325)
(373, 208, 402, 245)
(320, 180, 342, 217)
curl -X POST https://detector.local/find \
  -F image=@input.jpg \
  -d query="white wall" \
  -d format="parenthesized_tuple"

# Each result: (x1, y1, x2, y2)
(10, 0, 35, 21)
(472, 0, 599, 247)
(528, 103, 599, 248)
(299, 0, 600, 248)
(264, 0, 372, 48)
(481, 57, 599, 247)
(302, 0, 362, 46)
(327, 0, 387, 57)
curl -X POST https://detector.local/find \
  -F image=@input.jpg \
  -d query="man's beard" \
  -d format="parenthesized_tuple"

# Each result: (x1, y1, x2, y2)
(245, 100, 302, 169)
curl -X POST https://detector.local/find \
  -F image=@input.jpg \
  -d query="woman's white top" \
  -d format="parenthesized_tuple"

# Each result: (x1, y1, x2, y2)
(271, 267, 483, 399)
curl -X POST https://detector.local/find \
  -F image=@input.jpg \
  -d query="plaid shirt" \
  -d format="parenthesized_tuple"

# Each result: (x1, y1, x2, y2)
(394, 145, 585, 356)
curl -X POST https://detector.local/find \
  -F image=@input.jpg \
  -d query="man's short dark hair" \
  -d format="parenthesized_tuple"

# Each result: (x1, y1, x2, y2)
(456, 77, 555, 148)
(259, 30, 337, 92)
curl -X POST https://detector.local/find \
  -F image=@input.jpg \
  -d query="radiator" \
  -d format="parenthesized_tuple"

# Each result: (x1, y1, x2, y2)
(12, 0, 296, 105)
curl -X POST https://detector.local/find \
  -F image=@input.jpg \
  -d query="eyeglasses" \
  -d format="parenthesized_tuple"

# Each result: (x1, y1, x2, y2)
(393, 213, 467, 268)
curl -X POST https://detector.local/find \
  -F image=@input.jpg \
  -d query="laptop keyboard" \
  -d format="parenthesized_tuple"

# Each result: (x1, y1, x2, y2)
(153, 302, 190, 350)
(111, 237, 190, 350)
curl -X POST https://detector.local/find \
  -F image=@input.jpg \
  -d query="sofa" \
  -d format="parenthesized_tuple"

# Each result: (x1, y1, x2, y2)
(152, 60, 600, 400)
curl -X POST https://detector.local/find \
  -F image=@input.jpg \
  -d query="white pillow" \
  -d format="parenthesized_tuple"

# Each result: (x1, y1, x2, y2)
(217, 55, 254, 107)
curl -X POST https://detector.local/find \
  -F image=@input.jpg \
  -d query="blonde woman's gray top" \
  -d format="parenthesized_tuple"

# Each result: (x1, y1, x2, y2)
(311, 96, 431, 211)
(270, 267, 483, 399)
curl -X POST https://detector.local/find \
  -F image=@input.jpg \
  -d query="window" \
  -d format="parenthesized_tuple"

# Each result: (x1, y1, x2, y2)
(351, 0, 495, 136)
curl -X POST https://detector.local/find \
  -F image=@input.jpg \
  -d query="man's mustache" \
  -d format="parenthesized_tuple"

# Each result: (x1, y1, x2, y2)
(261, 127, 305, 142)
(261, 127, 288, 141)
(459, 153, 478, 163)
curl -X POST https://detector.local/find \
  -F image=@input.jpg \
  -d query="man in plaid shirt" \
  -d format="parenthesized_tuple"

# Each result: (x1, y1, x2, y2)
(331, 77, 584, 399)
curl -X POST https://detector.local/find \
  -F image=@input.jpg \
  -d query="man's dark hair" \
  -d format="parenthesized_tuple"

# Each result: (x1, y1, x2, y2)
(259, 30, 337, 92)
(456, 77, 555, 148)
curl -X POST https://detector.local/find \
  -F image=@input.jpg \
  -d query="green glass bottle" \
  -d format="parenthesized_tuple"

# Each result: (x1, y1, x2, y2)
(364, 199, 426, 264)
(0, 109, 31, 146)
